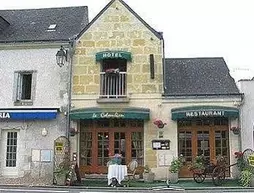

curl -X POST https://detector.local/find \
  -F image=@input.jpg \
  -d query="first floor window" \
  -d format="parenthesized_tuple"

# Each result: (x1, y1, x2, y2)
(14, 71, 36, 103)
(6, 132, 17, 167)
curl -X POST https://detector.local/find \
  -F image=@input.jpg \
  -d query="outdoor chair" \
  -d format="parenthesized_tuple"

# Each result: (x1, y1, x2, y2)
(125, 160, 138, 184)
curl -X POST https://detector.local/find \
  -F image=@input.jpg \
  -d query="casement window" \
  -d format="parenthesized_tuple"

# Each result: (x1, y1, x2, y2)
(99, 59, 127, 98)
(13, 71, 36, 105)
(6, 132, 18, 167)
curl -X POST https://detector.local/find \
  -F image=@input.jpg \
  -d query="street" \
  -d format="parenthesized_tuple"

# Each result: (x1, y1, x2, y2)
(1, 186, 254, 193)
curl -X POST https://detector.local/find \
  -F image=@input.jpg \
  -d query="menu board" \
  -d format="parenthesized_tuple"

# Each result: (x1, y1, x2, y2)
(152, 140, 170, 150)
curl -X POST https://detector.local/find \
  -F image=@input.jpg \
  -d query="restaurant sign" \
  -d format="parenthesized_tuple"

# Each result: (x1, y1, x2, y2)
(92, 112, 125, 119)
(0, 112, 11, 119)
(0, 110, 57, 120)
(186, 110, 225, 118)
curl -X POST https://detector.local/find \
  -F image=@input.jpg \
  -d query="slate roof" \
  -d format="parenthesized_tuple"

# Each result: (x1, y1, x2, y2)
(164, 57, 240, 96)
(0, 6, 88, 43)
(77, 0, 163, 40)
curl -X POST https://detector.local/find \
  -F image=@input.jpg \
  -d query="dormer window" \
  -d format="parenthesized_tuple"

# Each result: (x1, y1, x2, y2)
(47, 24, 57, 31)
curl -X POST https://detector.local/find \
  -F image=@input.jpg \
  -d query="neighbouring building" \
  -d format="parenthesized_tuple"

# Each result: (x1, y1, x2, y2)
(237, 78, 254, 150)
(68, 0, 243, 181)
(0, 7, 88, 184)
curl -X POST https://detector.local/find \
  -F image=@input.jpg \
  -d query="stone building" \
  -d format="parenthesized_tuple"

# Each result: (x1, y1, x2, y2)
(69, 0, 163, 177)
(68, 0, 242, 180)
(0, 7, 88, 184)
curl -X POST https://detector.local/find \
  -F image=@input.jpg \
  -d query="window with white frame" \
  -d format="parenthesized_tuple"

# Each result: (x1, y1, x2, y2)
(6, 132, 17, 167)
(14, 71, 36, 103)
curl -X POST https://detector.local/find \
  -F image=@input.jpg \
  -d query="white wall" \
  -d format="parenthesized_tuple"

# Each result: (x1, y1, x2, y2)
(0, 48, 69, 108)
(0, 47, 69, 184)
(237, 80, 254, 150)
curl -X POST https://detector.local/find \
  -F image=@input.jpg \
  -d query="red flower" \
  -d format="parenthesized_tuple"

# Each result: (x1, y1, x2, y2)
(234, 151, 243, 158)
(153, 119, 167, 128)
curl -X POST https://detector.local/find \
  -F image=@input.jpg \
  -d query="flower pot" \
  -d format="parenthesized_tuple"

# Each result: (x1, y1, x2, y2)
(169, 172, 178, 184)
(143, 172, 155, 183)
(192, 169, 204, 174)
(233, 130, 240, 135)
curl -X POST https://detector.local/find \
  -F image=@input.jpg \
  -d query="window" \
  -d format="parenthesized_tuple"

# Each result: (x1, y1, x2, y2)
(14, 71, 36, 104)
(100, 59, 127, 98)
(6, 132, 17, 167)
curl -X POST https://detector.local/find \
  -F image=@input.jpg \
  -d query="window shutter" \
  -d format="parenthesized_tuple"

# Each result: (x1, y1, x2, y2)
(13, 72, 19, 101)
(16, 73, 22, 101)
(150, 54, 155, 79)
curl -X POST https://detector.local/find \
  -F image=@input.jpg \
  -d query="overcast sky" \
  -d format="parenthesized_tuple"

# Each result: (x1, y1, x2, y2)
(1, 0, 254, 81)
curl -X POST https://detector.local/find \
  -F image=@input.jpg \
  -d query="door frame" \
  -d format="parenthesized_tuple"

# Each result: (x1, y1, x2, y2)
(178, 119, 229, 177)
(79, 120, 144, 176)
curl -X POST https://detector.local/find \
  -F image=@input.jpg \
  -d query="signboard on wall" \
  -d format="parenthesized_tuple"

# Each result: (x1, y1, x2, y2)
(152, 140, 170, 150)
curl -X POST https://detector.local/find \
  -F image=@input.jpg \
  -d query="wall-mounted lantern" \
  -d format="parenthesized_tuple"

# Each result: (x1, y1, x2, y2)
(56, 46, 67, 67)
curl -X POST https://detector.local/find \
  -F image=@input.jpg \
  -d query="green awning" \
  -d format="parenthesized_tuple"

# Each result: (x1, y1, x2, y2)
(70, 107, 149, 120)
(96, 51, 132, 61)
(171, 106, 239, 120)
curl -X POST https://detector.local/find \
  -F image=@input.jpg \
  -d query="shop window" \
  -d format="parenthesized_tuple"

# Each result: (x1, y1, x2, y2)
(177, 120, 192, 127)
(99, 59, 127, 98)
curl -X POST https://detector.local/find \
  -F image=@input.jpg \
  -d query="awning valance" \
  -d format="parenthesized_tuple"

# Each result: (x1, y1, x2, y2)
(171, 106, 239, 120)
(70, 107, 150, 120)
(96, 51, 132, 62)
(0, 108, 58, 120)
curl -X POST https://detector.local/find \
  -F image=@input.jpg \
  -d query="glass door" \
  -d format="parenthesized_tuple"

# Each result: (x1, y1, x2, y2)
(178, 131, 192, 177)
(114, 132, 126, 164)
(197, 131, 210, 160)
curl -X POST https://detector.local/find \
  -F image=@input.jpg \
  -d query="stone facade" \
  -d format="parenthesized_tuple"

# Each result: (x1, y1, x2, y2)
(72, 0, 163, 96)
(71, 0, 163, 171)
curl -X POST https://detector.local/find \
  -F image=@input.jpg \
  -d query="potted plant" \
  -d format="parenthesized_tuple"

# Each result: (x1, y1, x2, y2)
(143, 165, 155, 183)
(240, 168, 254, 187)
(168, 157, 183, 183)
(189, 155, 205, 174)
(105, 68, 119, 76)
(230, 126, 241, 135)
(54, 155, 70, 185)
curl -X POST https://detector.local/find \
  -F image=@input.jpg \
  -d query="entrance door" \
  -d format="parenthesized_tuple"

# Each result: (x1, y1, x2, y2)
(79, 119, 144, 177)
(1, 130, 19, 176)
(178, 118, 229, 177)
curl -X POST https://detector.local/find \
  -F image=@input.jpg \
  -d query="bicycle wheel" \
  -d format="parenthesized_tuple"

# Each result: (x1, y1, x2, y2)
(242, 148, 254, 165)
(193, 173, 206, 183)
(212, 166, 225, 186)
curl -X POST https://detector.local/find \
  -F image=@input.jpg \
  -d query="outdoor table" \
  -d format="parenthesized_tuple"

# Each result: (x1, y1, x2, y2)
(107, 164, 127, 185)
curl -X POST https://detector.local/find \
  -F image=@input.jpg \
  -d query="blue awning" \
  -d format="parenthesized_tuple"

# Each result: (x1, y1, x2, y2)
(0, 108, 58, 120)
(171, 106, 239, 120)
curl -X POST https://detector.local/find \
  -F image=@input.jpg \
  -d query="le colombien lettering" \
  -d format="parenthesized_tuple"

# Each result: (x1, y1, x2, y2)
(92, 112, 124, 118)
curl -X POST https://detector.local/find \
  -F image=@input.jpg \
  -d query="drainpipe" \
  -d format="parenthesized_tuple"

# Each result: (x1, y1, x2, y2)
(66, 37, 76, 139)
(160, 32, 166, 94)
